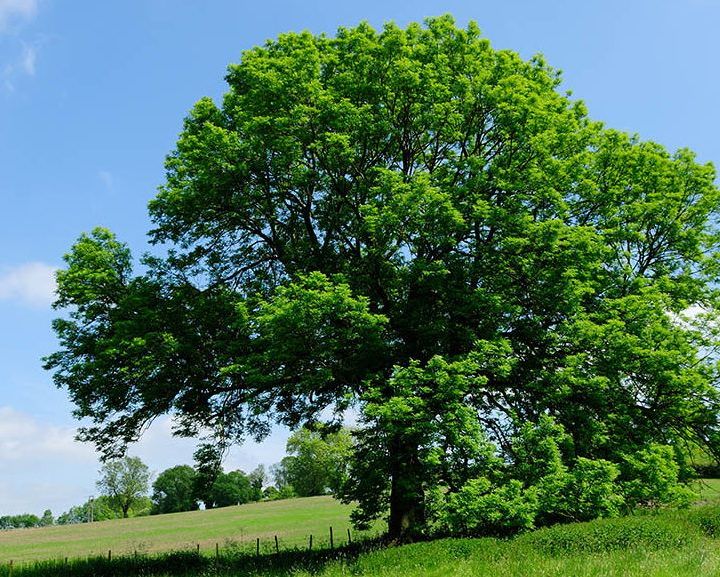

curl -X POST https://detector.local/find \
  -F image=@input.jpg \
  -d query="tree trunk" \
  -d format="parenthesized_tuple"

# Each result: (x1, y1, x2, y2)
(387, 438, 425, 541)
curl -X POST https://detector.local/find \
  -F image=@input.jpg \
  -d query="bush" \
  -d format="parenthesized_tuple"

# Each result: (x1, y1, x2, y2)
(622, 444, 697, 509)
(537, 458, 623, 523)
(432, 478, 538, 536)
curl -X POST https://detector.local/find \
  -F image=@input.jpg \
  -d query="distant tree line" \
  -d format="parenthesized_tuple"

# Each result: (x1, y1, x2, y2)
(0, 510, 53, 530)
(0, 426, 354, 529)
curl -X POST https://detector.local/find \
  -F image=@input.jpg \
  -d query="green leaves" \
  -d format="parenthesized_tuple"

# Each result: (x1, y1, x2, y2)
(47, 16, 720, 538)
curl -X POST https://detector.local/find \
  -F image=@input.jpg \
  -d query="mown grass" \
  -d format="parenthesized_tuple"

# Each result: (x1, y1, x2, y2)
(0, 496, 378, 564)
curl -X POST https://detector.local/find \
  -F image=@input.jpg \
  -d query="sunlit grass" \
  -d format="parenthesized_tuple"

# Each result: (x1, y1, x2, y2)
(0, 496, 377, 564)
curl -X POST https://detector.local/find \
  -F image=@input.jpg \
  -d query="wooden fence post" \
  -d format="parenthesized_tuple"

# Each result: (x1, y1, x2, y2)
(196, 543, 200, 555)
(215, 542, 219, 559)
(8, 560, 13, 577)
(274, 535, 279, 554)
(330, 526, 334, 549)
(256, 537, 260, 556)
(108, 550, 112, 562)
(347, 528, 352, 544)
(309, 534, 313, 550)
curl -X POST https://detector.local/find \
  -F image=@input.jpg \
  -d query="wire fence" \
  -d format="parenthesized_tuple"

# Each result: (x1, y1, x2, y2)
(0, 526, 383, 577)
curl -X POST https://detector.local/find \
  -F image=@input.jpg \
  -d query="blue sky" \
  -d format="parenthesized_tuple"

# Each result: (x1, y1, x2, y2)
(1, 0, 719, 516)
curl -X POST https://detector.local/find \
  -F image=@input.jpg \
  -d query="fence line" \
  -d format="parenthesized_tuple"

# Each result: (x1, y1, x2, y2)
(0, 526, 378, 577)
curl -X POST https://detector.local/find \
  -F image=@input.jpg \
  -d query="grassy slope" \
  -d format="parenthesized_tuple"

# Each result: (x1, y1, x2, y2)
(4, 482, 720, 575)
(290, 506, 720, 577)
(0, 496, 375, 563)
(291, 538, 720, 577)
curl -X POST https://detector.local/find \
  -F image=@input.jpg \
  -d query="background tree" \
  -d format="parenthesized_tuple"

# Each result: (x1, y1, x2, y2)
(39, 510, 54, 527)
(0, 514, 40, 529)
(97, 456, 151, 518)
(192, 444, 223, 509)
(277, 428, 353, 497)
(209, 470, 253, 507)
(57, 495, 121, 524)
(46, 16, 720, 539)
(247, 465, 266, 502)
(152, 465, 199, 514)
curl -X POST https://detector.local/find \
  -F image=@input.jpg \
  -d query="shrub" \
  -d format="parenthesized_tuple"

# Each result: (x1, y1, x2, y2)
(432, 478, 538, 536)
(622, 444, 697, 510)
(537, 458, 623, 523)
(686, 504, 720, 537)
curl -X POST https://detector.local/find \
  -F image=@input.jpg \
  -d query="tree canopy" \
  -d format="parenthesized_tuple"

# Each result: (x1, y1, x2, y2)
(46, 16, 720, 538)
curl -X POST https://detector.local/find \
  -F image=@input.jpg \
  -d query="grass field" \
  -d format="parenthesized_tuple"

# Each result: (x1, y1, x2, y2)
(4, 502, 720, 577)
(0, 496, 377, 564)
(695, 477, 720, 502)
(288, 534, 720, 577)
(3, 482, 720, 576)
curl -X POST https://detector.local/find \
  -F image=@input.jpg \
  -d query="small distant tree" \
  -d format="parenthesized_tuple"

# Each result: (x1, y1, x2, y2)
(270, 458, 293, 493)
(96, 456, 151, 518)
(152, 465, 199, 514)
(247, 465, 266, 502)
(39, 509, 54, 527)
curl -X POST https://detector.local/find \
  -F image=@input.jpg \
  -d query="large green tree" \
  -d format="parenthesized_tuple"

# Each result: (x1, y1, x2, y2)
(46, 16, 720, 539)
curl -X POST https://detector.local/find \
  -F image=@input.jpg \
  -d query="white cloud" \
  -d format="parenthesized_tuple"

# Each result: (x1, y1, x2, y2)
(0, 262, 57, 308)
(0, 406, 96, 463)
(0, 407, 290, 515)
(0, 0, 36, 30)
(0, 406, 100, 515)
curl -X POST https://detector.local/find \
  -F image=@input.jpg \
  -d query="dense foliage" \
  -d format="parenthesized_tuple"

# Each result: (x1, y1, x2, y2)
(46, 16, 720, 538)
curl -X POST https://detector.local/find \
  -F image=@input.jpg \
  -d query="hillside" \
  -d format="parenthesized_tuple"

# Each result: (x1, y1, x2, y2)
(3, 501, 720, 577)
(0, 496, 374, 564)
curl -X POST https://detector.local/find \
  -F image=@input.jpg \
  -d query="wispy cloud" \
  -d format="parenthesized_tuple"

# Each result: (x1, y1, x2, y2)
(2, 41, 39, 90)
(0, 262, 57, 308)
(98, 170, 114, 190)
(19, 41, 35, 74)
(0, 0, 39, 91)
(0, 0, 37, 31)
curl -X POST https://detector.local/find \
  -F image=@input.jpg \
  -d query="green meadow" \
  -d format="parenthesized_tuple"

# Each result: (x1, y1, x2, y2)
(3, 487, 720, 576)
(0, 496, 372, 564)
